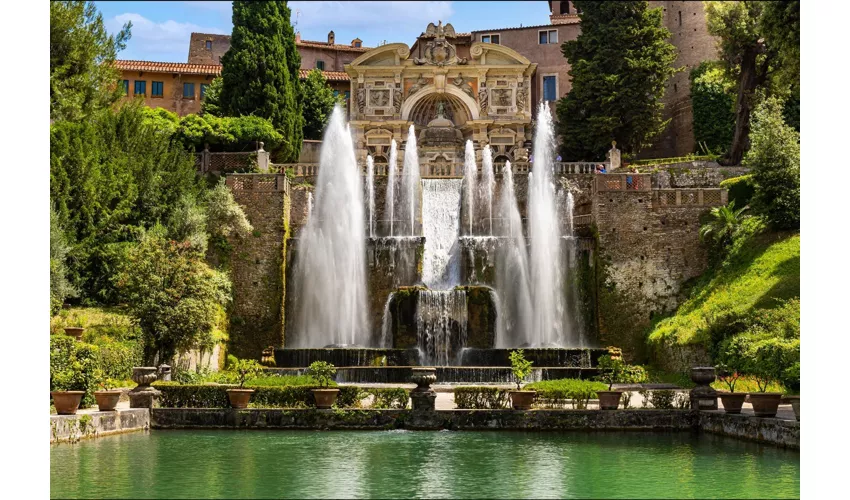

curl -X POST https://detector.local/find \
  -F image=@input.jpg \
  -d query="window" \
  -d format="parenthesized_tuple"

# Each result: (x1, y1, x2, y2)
(560, 2, 570, 15)
(480, 34, 500, 44)
(122, 80, 129, 95)
(543, 76, 557, 102)
(354, 41, 361, 48)
(183, 83, 195, 99)
(205, 40, 212, 50)
(151, 81, 164, 97)
(316, 60, 325, 70)
(678, 11, 682, 26)
(333, 90, 339, 98)
(344, 90, 351, 101)
(539, 30, 558, 44)
(201, 84, 209, 99)
(134, 80, 146, 96)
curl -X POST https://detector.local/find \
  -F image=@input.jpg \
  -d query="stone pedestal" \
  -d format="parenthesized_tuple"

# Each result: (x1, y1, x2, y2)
(410, 367, 437, 412)
(130, 367, 161, 409)
(689, 366, 718, 410)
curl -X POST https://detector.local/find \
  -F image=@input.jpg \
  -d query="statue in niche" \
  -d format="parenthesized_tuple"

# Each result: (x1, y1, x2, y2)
(408, 74, 428, 96)
(356, 88, 366, 114)
(436, 101, 446, 119)
(452, 73, 475, 99)
(478, 83, 488, 114)
(393, 89, 402, 113)
(515, 82, 528, 112)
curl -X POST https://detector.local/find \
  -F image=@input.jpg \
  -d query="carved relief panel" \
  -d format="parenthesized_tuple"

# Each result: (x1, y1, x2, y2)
(365, 80, 400, 118)
(486, 77, 518, 116)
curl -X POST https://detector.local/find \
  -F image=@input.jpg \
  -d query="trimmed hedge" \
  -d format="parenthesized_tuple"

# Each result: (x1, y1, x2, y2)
(454, 387, 511, 409)
(525, 379, 608, 409)
(154, 383, 361, 408)
(720, 175, 756, 209)
(367, 388, 410, 409)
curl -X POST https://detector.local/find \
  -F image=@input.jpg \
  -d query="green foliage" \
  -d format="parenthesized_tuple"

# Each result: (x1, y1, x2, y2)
(229, 359, 263, 388)
(92, 337, 143, 381)
(176, 114, 284, 152)
(200, 77, 223, 116)
(140, 107, 180, 137)
(745, 94, 800, 230)
(711, 374, 784, 394)
(155, 383, 359, 408)
(367, 388, 410, 409)
(453, 387, 511, 409)
(244, 375, 322, 387)
(760, 1, 800, 88)
(206, 180, 253, 240)
(50, 336, 99, 407)
(50, 1, 131, 121)
(50, 102, 202, 303)
(115, 232, 232, 363)
(557, 1, 678, 160)
(306, 361, 337, 388)
(690, 62, 735, 155)
(719, 175, 756, 208)
(647, 390, 676, 409)
(699, 201, 750, 255)
(167, 195, 209, 254)
(50, 207, 77, 315)
(509, 350, 533, 389)
(594, 355, 646, 390)
(525, 379, 609, 409)
(302, 69, 343, 140)
(219, 0, 303, 162)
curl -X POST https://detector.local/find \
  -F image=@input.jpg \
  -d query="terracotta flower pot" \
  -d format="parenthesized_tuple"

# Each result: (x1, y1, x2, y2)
(52, 391, 85, 415)
(226, 389, 255, 409)
(597, 390, 623, 410)
(748, 392, 782, 418)
(509, 390, 536, 410)
(63, 327, 85, 342)
(718, 392, 747, 414)
(94, 390, 122, 411)
(786, 396, 799, 421)
(312, 388, 340, 409)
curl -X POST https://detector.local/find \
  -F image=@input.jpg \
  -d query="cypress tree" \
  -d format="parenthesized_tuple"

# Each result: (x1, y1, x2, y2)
(219, 1, 303, 162)
(556, 1, 677, 160)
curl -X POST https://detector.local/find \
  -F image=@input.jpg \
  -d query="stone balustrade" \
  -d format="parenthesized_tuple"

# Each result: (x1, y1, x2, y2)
(278, 161, 606, 178)
(655, 188, 728, 207)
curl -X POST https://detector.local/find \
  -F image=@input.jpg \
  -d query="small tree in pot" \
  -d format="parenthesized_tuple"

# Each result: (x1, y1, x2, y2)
(715, 362, 746, 414)
(307, 361, 339, 409)
(508, 350, 535, 410)
(226, 359, 262, 409)
(93, 369, 122, 411)
(746, 340, 786, 418)
(596, 355, 626, 410)
(51, 369, 86, 415)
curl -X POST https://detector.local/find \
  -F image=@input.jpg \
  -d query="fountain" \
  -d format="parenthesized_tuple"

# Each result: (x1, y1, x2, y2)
(480, 145, 495, 236)
(462, 140, 477, 236)
(366, 155, 375, 238)
(401, 125, 421, 236)
(385, 139, 398, 236)
(290, 106, 369, 347)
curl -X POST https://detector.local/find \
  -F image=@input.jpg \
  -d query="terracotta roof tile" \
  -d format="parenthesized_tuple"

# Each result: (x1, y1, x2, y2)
(114, 60, 222, 75)
(297, 40, 371, 52)
(298, 69, 350, 81)
(472, 21, 579, 34)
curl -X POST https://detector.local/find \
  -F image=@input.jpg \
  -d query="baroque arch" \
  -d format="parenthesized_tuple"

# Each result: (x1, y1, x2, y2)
(400, 84, 480, 122)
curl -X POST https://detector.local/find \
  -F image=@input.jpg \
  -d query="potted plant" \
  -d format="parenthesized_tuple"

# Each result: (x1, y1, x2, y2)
(508, 350, 535, 410)
(93, 370, 122, 411)
(51, 369, 85, 415)
(746, 343, 784, 418)
(63, 313, 88, 341)
(784, 363, 800, 421)
(715, 363, 746, 414)
(595, 355, 625, 410)
(226, 359, 262, 409)
(307, 361, 339, 409)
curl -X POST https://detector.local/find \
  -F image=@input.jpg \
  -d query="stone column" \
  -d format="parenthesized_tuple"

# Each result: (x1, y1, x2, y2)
(689, 366, 718, 410)
(410, 367, 437, 412)
(129, 367, 162, 409)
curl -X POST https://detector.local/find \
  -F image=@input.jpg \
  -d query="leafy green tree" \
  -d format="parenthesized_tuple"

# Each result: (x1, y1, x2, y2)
(50, 1, 131, 122)
(745, 94, 800, 230)
(50, 207, 77, 315)
(201, 77, 223, 116)
(556, 1, 678, 160)
(176, 114, 284, 152)
(302, 69, 343, 140)
(690, 62, 735, 155)
(115, 231, 231, 364)
(50, 102, 202, 303)
(218, 1, 303, 161)
(699, 201, 749, 251)
(760, 1, 800, 88)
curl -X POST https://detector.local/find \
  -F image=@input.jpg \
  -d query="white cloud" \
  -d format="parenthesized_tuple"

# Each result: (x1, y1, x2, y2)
(289, 1, 454, 31)
(107, 13, 227, 59)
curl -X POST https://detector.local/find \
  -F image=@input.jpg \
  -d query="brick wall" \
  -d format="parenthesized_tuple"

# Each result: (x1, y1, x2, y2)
(188, 33, 232, 64)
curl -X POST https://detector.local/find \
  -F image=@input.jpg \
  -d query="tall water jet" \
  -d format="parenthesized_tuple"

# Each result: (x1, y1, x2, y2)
(366, 155, 375, 238)
(480, 145, 496, 236)
(527, 102, 567, 346)
(401, 126, 421, 236)
(462, 140, 477, 235)
(291, 106, 369, 347)
(495, 160, 533, 347)
(385, 140, 398, 236)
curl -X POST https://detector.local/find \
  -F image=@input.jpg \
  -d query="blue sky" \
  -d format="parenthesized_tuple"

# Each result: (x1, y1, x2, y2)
(96, 1, 553, 62)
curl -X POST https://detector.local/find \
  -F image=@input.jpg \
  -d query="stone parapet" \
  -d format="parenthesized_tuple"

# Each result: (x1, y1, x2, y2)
(50, 408, 150, 443)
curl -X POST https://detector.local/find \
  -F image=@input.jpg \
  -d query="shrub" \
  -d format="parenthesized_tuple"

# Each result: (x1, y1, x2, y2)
(648, 389, 676, 409)
(368, 388, 410, 409)
(50, 336, 99, 407)
(50, 207, 76, 315)
(525, 379, 608, 409)
(306, 361, 337, 388)
(454, 387, 511, 409)
(92, 337, 143, 381)
(154, 383, 360, 409)
(595, 355, 647, 389)
(230, 359, 263, 388)
(176, 114, 284, 152)
(509, 350, 533, 390)
(689, 61, 735, 155)
(719, 175, 756, 209)
(699, 201, 750, 254)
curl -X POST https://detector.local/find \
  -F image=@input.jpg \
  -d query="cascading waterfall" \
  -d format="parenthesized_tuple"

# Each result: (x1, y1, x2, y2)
(421, 179, 463, 289)
(306, 192, 313, 219)
(385, 140, 398, 236)
(495, 160, 534, 347)
(480, 145, 495, 236)
(462, 140, 477, 236)
(291, 106, 369, 347)
(401, 126, 421, 236)
(563, 191, 586, 347)
(380, 292, 394, 348)
(366, 155, 375, 238)
(527, 102, 568, 347)
(416, 289, 467, 366)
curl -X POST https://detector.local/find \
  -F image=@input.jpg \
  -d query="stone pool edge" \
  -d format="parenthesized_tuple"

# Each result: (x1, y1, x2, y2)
(145, 408, 798, 449)
(50, 408, 150, 444)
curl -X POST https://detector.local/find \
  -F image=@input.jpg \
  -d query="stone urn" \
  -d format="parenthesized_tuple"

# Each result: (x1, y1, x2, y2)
(227, 388, 256, 409)
(689, 366, 718, 410)
(51, 391, 85, 415)
(410, 367, 437, 412)
(597, 390, 623, 410)
(129, 367, 161, 409)
(63, 327, 85, 342)
(311, 388, 340, 409)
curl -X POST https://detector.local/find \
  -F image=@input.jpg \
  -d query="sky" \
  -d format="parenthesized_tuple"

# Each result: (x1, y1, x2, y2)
(96, 1, 553, 63)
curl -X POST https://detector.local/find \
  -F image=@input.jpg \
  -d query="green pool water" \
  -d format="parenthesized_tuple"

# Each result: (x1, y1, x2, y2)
(51, 430, 799, 499)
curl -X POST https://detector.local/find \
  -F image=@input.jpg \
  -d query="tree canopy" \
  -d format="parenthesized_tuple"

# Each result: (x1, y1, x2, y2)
(50, 1, 131, 122)
(301, 69, 344, 140)
(556, 1, 678, 160)
(218, 1, 303, 162)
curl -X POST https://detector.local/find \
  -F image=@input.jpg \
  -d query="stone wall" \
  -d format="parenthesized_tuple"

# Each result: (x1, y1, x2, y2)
(650, 164, 749, 189)
(50, 409, 150, 443)
(227, 174, 289, 358)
